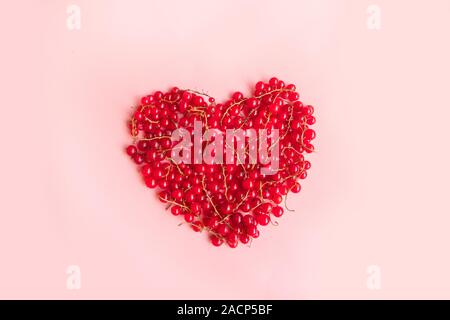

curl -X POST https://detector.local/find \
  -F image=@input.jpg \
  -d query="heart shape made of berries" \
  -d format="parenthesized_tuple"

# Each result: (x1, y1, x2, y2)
(125, 77, 316, 248)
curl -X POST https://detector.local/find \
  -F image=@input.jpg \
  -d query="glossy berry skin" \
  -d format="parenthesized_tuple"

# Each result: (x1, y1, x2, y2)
(256, 214, 270, 226)
(239, 234, 250, 244)
(126, 145, 137, 156)
(126, 78, 315, 248)
(184, 213, 195, 223)
(210, 235, 224, 247)
(271, 206, 284, 218)
(171, 206, 182, 216)
(144, 177, 157, 189)
(191, 221, 203, 232)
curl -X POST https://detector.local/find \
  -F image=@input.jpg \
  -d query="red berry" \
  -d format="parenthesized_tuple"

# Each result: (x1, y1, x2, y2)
(216, 224, 230, 236)
(243, 215, 256, 226)
(210, 235, 224, 247)
(246, 225, 259, 238)
(144, 176, 157, 188)
(232, 91, 243, 101)
(256, 214, 270, 226)
(184, 213, 194, 223)
(171, 206, 182, 216)
(191, 221, 203, 232)
(269, 77, 278, 87)
(126, 145, 137, 156)
(133, 153, 144, 164)
(271, 206, 284, 218)
(291, 183, 301, 193)
(182, 91, 192, 101)
(239, 234, 250, 244)
(141, 164, 152, 177)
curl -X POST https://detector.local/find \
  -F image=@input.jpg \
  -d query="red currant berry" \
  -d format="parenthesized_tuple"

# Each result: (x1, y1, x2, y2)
(210, 235, 224, 247)
(191, 221, 203, 232)
(171, 206, 182, 216)
(126, 145, 137, 156)
(256, 214, 270, 226)
(271, 206, 284, 218)
(239, 234, 250, 244)
(184, 213, 194, 223)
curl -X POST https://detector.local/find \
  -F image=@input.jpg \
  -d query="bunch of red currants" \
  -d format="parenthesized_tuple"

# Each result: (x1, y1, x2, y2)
(125, 77, 316, 248)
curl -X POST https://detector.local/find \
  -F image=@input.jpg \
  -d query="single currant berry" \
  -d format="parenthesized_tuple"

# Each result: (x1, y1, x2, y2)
(246, 98, 258, 108)
(256, 214, 270, 226)
(239, 234, 250, 244)
(291, 119, 302, 130)
(269, 77, 279, 87)
(171, 206, 182, 216)
(158, 179, 169, 189)
(137, 140, 149, 151)
(158, 191, 170, 203)
(172, 190, 183, 200)
(302, 105, 314, 115)
(140, 96, 149, 105)
(190, 202, 201, 215)
(288, 164, 299, 175)
(210, 235, 224, 247)
(304, 143, 314, 153)
(141, 164, 152, 177)
(216, 223, 230, 236)
(185, 191, 196, 203)
(144, 176, 157, 189)
(221, 203, 233, 215)
(303, 129, 316, 140)
(184, 213, 195, 223)
(193, 96, 204, 105)
(228, 240, 238, 248)
(271, 206, 284, 218)
(181, 91, 192, 102)
(230, 213, 243, 226)
(288, 91, 299, 101)
(259, 203, 273, 215)
(126, 145, 137, 157)
(232, 91, 244, 101)
(243, 214, 256, 226)
(240, 201, 251, 213)
(191, 221, 203, 232)
(286, 84, 296, 91)
(303, 161, 311, 170)
(242, 179, 256, 190)
(291, 182, 301, 193)
(226, 232, 239, 244)
(306, 116, 316, 125)
(205, 216, 219, 229)
(272, 194, 283, 204)
(255, 81, 266, 92)
(154, 91, 163, 100)
(133, 153, 144, 164)
(152, 167, 164, 179)
(269, 103, 280, 114)
(246, 225, 259, 238)
(134, 111, 144, 122)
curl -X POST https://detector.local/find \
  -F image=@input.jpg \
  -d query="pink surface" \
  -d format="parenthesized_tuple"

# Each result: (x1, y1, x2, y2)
(1, 0, 450, 299)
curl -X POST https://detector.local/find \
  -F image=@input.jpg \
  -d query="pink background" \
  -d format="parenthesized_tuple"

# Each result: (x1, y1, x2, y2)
(1, 0, 450, 299)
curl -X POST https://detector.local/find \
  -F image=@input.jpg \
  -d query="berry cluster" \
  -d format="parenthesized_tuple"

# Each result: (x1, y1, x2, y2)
(125, 77, 316, 248)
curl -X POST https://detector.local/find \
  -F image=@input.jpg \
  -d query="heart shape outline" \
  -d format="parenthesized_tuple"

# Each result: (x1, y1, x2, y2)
(125, 77, 316, 248)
